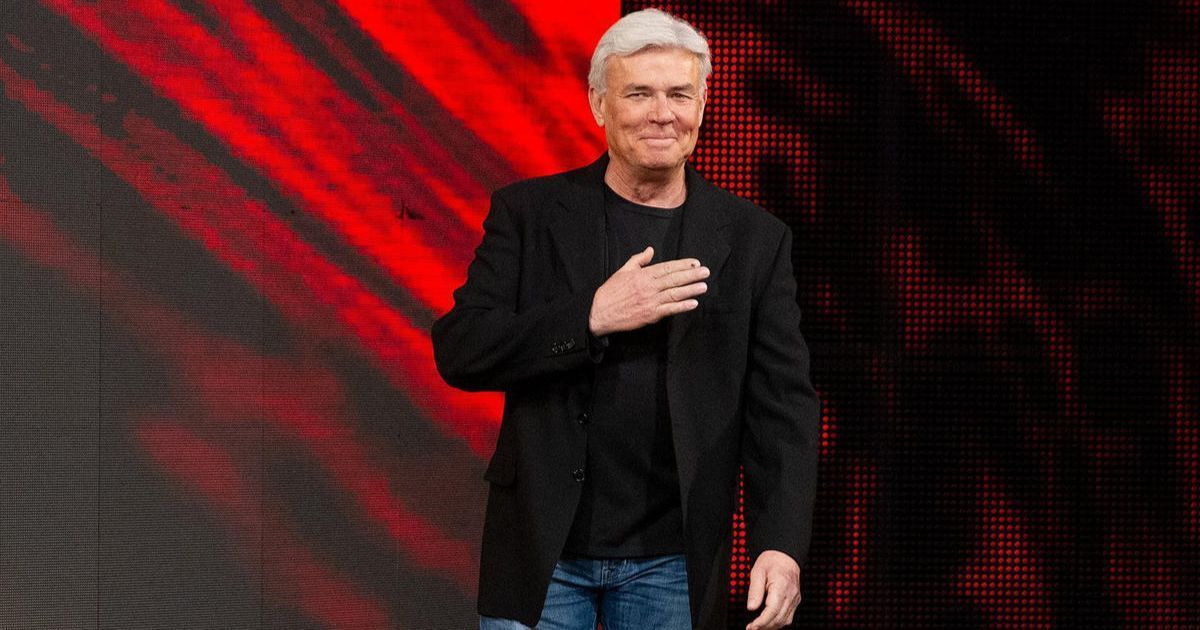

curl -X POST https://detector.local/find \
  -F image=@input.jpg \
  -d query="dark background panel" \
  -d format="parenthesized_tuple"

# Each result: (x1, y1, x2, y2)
(630, 0, 1198, 627)
(0, 231, 100, 629)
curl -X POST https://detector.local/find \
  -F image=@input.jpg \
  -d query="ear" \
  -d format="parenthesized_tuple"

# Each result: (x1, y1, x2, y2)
(696, 89, 707, 129)
(588, 87, 605, 127)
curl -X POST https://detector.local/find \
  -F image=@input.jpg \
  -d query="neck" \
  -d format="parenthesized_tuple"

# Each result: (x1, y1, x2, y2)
(604, 156, 687, 208)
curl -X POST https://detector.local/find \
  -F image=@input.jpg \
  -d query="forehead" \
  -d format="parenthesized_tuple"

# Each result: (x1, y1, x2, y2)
(605, 47, 700, 87)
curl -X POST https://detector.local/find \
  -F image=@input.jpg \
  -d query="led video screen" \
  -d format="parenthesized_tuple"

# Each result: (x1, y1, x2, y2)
(2, 1, 1196, 628)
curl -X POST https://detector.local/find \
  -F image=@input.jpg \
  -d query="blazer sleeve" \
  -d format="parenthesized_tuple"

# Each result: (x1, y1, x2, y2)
(431, 190, 598, 392)
(739, 225, 822, 567)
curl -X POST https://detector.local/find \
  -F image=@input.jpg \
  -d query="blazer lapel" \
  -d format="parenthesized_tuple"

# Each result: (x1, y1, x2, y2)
(547, 156, 731, 344)
(668, 166, 732, 351)
(549, 155, 609, 295)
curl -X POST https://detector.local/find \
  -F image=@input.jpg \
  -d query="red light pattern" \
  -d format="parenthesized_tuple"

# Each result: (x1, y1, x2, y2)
(2, 1, 612, 627)
(2, 0, 1197, 628)
(637, 1, 1198, 628)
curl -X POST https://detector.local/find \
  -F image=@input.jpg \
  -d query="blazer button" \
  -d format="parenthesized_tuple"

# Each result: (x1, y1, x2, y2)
(572, 468, 585, 482)
(577, 411, 590, 425)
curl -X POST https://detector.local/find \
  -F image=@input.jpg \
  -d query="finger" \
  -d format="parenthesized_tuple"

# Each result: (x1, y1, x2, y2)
(786, 587, 803, 623)
(771, 579, 801, 628)
(644, 257, 701, 278)
(746, 607, 774, 630)
(746, 562, 766, 611)
(654, 265, 710, 290)
(772, 584, 796, 628)
(622, 246, 655, 270)
(659, 282, 707, 304)
(756, 586, 787, 630)
(653, 299, 699, 319)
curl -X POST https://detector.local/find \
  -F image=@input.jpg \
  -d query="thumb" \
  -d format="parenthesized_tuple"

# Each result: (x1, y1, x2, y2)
(623, 246, 654, 269)
(746, 562, 766, 610)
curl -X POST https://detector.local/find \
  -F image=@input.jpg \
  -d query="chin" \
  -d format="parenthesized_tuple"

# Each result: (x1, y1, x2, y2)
(635, 155, 685, 172)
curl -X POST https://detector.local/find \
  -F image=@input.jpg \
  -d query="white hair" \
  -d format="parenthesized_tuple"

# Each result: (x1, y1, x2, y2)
(588, 9, 712, 95)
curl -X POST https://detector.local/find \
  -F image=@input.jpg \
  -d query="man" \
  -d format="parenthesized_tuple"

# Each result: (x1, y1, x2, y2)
(432, 9, 819, 630)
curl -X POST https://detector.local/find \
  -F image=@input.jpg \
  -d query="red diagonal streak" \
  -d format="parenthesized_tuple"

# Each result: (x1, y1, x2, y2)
(845, 0, 1050, 181)
(275, 0, 494, 233)
(955, 472, 1053, 628)
(0, 58, 503, 458)
(334, 0, 610, 178)
(202, 0, 492, 250)
(0, 176, 478, 593)
(829, 461, 874, 624)
(1103, 48, 1200, 318)
(887, 225, 1080, 409)
(136, 421, 397, 630)
(44, 0, 472, 313)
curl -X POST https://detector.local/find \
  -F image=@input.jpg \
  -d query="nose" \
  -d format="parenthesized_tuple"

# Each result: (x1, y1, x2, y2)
(647, 93, 675, 124)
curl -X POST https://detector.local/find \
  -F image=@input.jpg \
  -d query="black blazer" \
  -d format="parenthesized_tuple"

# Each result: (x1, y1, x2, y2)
(432, 155, 820, 628)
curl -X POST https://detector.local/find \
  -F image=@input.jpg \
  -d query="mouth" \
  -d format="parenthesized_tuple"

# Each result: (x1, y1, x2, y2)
(641, 137, 677, 147)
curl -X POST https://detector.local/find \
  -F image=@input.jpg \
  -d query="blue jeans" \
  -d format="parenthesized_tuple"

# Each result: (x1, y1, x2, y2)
(479, 554, 691, 630)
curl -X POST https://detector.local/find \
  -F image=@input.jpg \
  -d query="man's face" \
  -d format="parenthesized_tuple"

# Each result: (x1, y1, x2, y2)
(589, 47, 706, 176)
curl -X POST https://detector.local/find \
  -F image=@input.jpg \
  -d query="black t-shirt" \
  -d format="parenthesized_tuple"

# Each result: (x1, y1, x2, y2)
(563, 186, 686, 558)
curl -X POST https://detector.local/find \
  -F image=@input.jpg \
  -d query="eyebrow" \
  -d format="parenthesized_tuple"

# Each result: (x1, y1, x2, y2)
(622, 83, 698, 93)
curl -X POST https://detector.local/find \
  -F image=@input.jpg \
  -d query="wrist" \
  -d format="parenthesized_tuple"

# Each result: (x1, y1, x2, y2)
(587, 298, 608, 336)
(588, 315, 607, 337)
